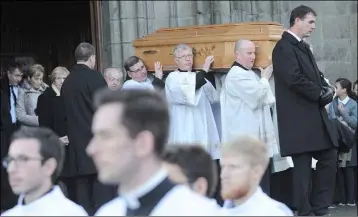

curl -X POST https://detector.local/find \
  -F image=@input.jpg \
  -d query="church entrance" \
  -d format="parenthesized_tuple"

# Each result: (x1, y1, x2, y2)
(0, 1, 102, 83)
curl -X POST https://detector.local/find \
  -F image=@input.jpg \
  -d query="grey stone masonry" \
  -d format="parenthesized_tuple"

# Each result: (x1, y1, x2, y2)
(100, 1, 357, 82)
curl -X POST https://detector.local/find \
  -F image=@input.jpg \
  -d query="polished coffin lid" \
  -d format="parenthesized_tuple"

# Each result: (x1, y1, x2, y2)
(132, 22, 285, 71)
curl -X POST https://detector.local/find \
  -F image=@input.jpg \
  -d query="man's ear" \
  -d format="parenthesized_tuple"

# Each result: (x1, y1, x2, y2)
(191, 177, 208, 196)
(234, 50, 240, 57)
(43, 158, 57, 178)
(250, 165, 265, 183)
(134, 130, 155, 157)
(174, 57, 179, 65)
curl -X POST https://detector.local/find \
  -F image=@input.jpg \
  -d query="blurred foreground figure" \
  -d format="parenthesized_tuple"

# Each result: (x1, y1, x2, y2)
(88, 89, 220, 216)
(1, 127, 87, 216)
(162, 144, 218, 198)
(220, 135, 293, 216)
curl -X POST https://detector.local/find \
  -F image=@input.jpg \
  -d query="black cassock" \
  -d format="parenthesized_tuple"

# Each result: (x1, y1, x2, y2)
(125, 178, 175, 216)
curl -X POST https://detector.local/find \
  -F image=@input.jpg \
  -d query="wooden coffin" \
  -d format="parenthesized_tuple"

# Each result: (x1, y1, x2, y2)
(132, 22, 285, 72)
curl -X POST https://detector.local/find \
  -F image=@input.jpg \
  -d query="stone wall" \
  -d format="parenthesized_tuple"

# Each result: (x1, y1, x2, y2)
(100, 1, 357, 82)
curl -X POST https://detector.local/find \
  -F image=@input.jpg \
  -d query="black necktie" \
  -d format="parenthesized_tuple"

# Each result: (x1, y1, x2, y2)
(10, 85, 17, 106)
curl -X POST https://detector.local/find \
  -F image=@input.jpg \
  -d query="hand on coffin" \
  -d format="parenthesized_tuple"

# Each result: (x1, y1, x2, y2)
(154, 61, 163, 79)
(202, 55, 214, 72)
(258, 64, 273, 80)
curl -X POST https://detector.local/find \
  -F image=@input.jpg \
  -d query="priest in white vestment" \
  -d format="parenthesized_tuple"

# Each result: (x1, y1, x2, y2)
(122, 56, 164, 91)
(219, 136, 293, 216)
(165, 44, 221, 160)
(220, 39, 278, 195)
(1, 127, 87, 216)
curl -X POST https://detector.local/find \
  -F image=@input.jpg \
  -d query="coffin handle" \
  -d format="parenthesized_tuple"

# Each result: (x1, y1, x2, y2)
(143, 50, 158, 55)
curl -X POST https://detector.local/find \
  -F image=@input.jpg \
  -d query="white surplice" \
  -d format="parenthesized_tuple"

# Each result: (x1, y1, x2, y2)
(95, 169, 221, 216)
(269, 76, 318, 170)
(268, 76, 294, 172)
(122, 78, 155, 90)
(220, 187, 293, 216)
(220, 65, 277, 158)
(165, 70, 221, 159)
(1, 185, 88, 216)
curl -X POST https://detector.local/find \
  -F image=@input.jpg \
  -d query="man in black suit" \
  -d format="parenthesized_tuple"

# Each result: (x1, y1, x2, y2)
(61, 42, 115, 215)
(272, 5, 338, 216)
(1, 62, 24, 212)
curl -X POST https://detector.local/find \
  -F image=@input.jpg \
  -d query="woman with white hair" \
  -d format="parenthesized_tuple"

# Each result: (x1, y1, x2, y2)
(36, 66, 73, 197)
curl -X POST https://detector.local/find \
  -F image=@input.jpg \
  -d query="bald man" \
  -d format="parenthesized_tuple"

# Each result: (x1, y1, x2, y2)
(220, 39, 277, 196)
(103, 68, 123, 90)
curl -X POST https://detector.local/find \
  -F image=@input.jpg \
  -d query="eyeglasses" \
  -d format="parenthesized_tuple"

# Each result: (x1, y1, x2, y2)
(2, 155, 44, 169)
(129, 65, 145, 73)
(176, 54, 193, 60)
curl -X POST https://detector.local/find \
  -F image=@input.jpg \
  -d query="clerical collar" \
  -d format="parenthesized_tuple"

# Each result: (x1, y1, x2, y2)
(18, 186, 56, 205)
(121, 169, 168, 209)
(177, 68, 191, 72)
(231, 61, 250, 71)
(286, 30, 302, 42)
(338, 96, 350, 105)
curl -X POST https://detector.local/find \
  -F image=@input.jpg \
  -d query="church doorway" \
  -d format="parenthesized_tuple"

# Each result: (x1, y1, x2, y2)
(0, 1, 102, 83)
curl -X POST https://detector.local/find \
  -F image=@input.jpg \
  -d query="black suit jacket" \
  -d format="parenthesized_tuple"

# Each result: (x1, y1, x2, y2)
(61, 64, 107, 175)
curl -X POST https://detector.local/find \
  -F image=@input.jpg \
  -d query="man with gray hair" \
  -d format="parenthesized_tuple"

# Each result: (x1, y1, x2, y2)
(164, 44, 222, 203)
(165, 44, 220, 158)
(220, 39, 276, 196)
(103, 68, 123, 90)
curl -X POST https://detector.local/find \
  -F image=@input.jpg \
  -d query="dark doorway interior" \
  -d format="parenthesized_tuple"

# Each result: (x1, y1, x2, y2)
(1, 1, 92, 84)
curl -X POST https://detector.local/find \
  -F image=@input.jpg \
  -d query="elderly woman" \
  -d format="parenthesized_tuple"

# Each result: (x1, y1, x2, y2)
(16, 64, 47, 127)
(36, 66, 74, 197)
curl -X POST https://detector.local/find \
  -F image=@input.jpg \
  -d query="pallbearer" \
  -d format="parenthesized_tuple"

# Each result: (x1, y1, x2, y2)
(165, 44, 221, 161)
(220, 39, 277, 195)
(122, 56, 165, 91)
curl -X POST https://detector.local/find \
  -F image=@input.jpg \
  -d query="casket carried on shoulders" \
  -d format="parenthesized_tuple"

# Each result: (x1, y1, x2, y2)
(132, 22, 285, 72)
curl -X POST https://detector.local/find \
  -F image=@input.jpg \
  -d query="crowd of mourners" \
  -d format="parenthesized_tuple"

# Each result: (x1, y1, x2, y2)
(1, 4, 357, 217)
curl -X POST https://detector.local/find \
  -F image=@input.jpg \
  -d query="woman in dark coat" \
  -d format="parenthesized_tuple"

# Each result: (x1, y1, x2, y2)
(36, 66, 75, 199)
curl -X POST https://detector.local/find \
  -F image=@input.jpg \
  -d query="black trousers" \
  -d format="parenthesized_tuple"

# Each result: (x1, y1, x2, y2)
(260, 158, 272, 196)
(0, 166, 17, 212)
(1, 124, 19, 212)
(336, 166, 356, 204)
(74, 174, 117, 215)
(291, 148, 337, 216)
(212, 160, 224, 206)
